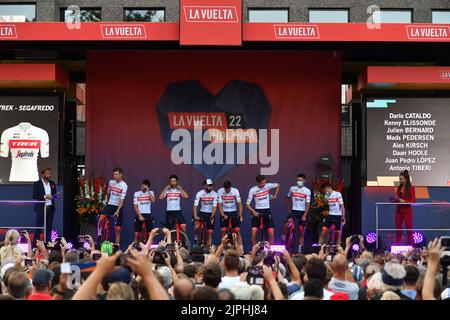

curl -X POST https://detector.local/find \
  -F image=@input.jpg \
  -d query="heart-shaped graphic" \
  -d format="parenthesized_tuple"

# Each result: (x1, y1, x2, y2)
(156, 80, 272, 180)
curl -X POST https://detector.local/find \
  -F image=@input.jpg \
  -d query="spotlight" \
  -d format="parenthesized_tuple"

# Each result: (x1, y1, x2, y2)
(365, 232, 377, 244)
(390, 245, 413, 254)
(413, 232, 425, 247)
(270, 244, 286, 252)
(66, 242, 73, 250)
(50, 230, 59, 242)
(351, 243, 360, 252)
(83, 242, 91, 250)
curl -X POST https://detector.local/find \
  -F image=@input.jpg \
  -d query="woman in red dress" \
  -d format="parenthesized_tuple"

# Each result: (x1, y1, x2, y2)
(395, 170, 416, 244)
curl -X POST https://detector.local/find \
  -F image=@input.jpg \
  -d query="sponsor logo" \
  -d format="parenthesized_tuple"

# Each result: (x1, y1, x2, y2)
(406, 25, 449, 40)
(15, 150, 35, 159)
(184, 6, 239, 23)
(167, 192, 181, 197)
(9, 140, 40, 148)
(292, 192, 307, 198)
(0, 25, 17, 39)
(100, 24, 147, 39)
(274, 24, 320, 39)
(221, 195, 236, 200)
(110, 186, 123, 193)
(137, 196, 150, 201)
(440, 70, 450, 80)
(255, 190, 269, 198)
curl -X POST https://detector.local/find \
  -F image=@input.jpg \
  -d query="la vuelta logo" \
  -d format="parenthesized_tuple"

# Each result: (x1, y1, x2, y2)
(184, 6, 239, 22)
(156, 80, 279, 180)
(440, 70, 450, 80)
(406, 25, 449, 40)
(0, 25, 17, 39)
(274, 24, 320, 39)
(100, 24, 147, 39)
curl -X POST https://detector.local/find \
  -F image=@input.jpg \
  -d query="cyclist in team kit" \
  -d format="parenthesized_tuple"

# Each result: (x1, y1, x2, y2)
(133, 179, 156, 244)
(246, 175, 280, 246)
(159, 174, 189, 233)
(193, 179, 218, 246)
(217, 180, 244, 247)
(98, 167, 128, 245)
(319, 182, 346, 246)
(282, 173, 311, 250)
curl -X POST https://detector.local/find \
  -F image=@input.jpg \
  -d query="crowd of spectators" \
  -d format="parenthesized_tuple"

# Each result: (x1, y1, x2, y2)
(0, 228, 449, 301)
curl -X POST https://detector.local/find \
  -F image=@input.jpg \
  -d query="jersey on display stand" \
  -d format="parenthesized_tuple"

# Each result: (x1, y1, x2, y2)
(0, 122, 49, 182)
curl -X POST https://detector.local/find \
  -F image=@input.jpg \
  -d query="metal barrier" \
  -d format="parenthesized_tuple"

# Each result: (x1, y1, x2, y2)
(375, 202, 450, 248)
(0, 200, 47, 241)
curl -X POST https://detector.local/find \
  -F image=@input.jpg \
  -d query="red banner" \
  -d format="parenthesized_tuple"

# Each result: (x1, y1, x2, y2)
(179, 0, 242, 46)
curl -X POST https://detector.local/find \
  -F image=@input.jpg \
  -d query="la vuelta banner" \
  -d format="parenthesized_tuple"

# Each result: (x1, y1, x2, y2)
(180, 0, 242, 45)
(86, 51, 341, 245)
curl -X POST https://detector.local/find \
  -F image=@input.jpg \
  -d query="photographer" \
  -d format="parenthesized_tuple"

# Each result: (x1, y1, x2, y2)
(218, 250, 241, 289)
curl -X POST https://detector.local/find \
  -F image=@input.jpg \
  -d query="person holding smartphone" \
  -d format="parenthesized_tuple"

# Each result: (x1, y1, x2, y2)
(133, 180, 156, 244)
(395, 170, 416, 245)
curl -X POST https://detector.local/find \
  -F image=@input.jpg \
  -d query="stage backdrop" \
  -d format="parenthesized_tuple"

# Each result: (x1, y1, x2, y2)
(86, 51, 341, 248)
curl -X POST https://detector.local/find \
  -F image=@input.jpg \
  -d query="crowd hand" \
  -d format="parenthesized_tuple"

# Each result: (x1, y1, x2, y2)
(301, 214, 307, 222)
(86, 235, 95, 249)
(158, 240, 166, 247)
(252, 211, 260, 218)
(262, 265, 274, 281)
(45, 195, 53, 200)
(14, 257, 24, 268)
(95, 251, 121, 276)
(60, 238, 68, 252)
(427, 238, 444, 266)
(164, 252, 171, 267)
(22, 230, 30, 242)
(114, 211, 119, 218)
(36, 240, 46, 252)
(281, 249, 291, 260)
(232, 233, 238, 245)
(221, 234, 228, 245)
(148, 250, 156, 264)
(127, 250, 154, 279)
(345, 236, 352, 249)
(222, 214, 229, 220)
(125, 242, 135, 253)
(149, 228, 159, 238)
(318, 245, 327, 260)
(239, 215, 243, 223)
(274, 256, 281, 273)
(337, 245, 344, 255)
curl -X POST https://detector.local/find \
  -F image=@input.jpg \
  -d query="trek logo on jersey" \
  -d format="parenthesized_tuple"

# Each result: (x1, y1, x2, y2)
(0, 25, 17, 39)
(406, 25, 449, 40)
(100, 24, 147, 39)
(274, 24, 320, 39)
(292, 192, 307, 199)
(137, 196, 150, 202)
(221, 195, 236, 201)
(10, 140, 41, 148)
(440, 70, 450, 80)
(110, 186, 123, 194)
(184, 6, 239, 23)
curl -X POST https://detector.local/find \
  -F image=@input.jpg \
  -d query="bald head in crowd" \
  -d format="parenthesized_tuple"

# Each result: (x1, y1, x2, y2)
(331, 254, 349, 277)
(173, 277, 195, 300)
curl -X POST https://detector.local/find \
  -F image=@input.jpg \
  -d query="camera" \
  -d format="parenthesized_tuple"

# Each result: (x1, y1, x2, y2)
(247, 266, 264, 285)
(92, 253, 102, 261)
(116, 253, 132, 267)
(153, 247, 168, 265)
(166, 243, 175, 252)
(226, 232, 234, 243)
(263, 250, 275, 267)
(78, 235, 89, 243)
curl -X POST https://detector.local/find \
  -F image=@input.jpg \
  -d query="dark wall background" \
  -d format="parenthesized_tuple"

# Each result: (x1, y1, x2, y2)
(85, 51, 341, 249)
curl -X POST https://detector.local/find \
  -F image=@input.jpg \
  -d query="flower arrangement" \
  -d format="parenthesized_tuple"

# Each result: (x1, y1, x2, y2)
(309, 175, 344, 225)
(76, 176, 108, 226)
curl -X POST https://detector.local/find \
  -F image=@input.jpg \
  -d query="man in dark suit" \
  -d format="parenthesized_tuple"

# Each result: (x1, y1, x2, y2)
(33, 168, 57, 243)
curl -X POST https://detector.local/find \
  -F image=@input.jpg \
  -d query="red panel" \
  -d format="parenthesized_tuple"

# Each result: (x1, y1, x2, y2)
(179, 0, 242, 45)
(366, 66, 450, 84)
(0, 64, 69, 88)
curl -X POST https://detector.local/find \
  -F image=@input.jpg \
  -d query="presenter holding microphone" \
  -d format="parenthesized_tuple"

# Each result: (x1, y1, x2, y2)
(395, 170, 416, 245)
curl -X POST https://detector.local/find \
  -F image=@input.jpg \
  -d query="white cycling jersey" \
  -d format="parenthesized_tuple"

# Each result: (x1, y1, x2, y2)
(133, 190, 154, 214)
(108, 180, 128, 206)
(246, 183, 279, 210)
(287, 186, 311, 211)
(326, 191, 344, 216)
(163, 187, 183, 211)
(194, 189, 218, 213)
(0, 123, 49, 182)
(217, 187, 241, 212)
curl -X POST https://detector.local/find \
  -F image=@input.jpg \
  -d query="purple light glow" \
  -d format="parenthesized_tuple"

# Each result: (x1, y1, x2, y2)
(149, 244, 159, 249)
(390, 245, 413, 254)
(413, 232, 424, 244)
(365, 232, 377, 244)
(66, 242, 73, 250)
(270, 245, 286, 252)
(351, 243, 360, 251)
(83, 242, 91, 250)
(50, 230, 59, 242)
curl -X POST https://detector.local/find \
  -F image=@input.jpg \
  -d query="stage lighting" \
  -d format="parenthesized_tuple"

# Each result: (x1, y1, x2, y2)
(66, 242, 73, 250)
(83, 242, 91, 250)
(390, 245, 413, 254)
(270, 244, 286, 252)
(50, 230, 59, 242)
(413, 232, 425, 247)
(351, 243, 360, 252)
(365, 232, 377, 244)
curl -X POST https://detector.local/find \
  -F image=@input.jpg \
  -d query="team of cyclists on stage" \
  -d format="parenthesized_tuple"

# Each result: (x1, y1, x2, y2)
(98, 167, 345, 250)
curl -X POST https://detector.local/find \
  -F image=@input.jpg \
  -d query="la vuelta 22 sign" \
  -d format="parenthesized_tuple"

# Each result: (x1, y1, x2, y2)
(180, 0, 242, 46)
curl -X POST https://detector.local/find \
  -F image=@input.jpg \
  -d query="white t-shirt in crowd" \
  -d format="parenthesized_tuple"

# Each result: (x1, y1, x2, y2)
(246, 183, 279, 210)
(217, 187, 241, 212)
(328, 278, 359, 300)
(194, 189, 218, 213)
(108, 180, 128, 206)
(218, 276, 241, 289)
(290, 288, 335, 300)
(133, 190, 154, 214)
(287, 186, 311, 211)
(163, 187, 183, 211)
(0, 124, 49, 182)
(326, 191, 344, 216)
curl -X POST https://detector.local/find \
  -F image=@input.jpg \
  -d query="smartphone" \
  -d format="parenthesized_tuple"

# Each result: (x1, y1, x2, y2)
(78, 235, 88, 243)
(166, 243, 175, 251)
(92, 253, 102, 261)
(441, 237, 450, 248)
(24, 258, 34, 267)
(61, 262, 71, 274)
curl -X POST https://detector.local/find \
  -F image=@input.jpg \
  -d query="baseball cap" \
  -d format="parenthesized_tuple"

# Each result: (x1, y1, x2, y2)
(330, 292, 349, 300)
(204, 179, 213, 186)
(107, 267, 132, 284)
(441, 287, 450, 300)
(0, 262, 14, 281)
(32, 269, 54, 286)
